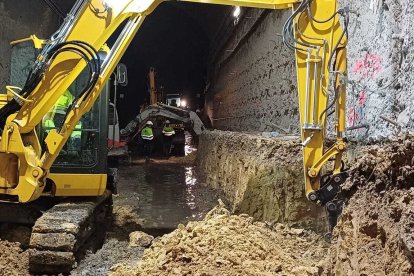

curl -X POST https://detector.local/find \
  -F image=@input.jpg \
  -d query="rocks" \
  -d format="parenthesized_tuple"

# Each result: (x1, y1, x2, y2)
(71, 239, 144, 276)
(110, 134, 414, 276)
(112, 205, 144, 234)
(0, 239, 28, 276)
(111, 203, 329, 276)
(325, 134, 414, 275)
(129, 232, 154, 248)
(289, 228, 305, 236)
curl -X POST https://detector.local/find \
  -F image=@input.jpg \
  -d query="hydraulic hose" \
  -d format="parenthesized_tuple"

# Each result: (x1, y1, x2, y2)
(0, 40, 100, 136)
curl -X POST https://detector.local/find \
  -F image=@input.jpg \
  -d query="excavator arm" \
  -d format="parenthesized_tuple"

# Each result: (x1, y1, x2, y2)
(0, 0, 348, 212)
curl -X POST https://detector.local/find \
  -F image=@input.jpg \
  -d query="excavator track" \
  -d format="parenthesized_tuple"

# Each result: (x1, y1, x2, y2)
(29, 191, 112, 274)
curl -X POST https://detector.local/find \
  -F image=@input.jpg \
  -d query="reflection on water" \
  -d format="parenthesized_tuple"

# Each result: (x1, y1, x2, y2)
(185, 144, 195, 156)
(185, 167, 197, 212)
(118, 164, 221, 231)
(184, 131, 197, 156)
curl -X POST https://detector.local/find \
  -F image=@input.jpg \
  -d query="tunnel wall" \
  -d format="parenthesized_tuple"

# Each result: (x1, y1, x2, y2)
(197, 130, 326, 232)
(0, 1, 59, 92)
(206, 1, 414, 140)
(206, 9, 299, 133)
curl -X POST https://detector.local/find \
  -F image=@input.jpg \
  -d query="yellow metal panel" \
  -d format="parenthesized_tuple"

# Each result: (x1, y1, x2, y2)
(0, 94, 9, 109)
(47, 173, 107, 197)
(180, 0, 298, 9)
(0, 153, 18, 188)
(10, 35, 45, 49)
(44, 130, 64, 155)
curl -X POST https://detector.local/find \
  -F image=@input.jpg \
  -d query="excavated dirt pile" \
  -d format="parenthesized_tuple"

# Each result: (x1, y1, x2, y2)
(326, 134, 414, 275)
(111, 200, 329, 276)
(0, 239, 28, 276)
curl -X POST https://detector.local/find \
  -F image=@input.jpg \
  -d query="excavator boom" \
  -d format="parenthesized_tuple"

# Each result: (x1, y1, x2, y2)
(0, 0, 348, 217)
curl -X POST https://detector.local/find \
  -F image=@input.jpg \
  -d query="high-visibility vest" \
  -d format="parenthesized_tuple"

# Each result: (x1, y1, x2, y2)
(72, 121, 82, 139)
(162, 126, 175, 136)
(44, 119, 55, 133)
(43, 119, 81, 139)
(55, 90, 73, 114)
(141, 127, 154, 140)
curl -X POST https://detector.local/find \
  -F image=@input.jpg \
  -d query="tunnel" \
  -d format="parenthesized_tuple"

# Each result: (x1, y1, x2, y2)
(0, 0, 414, 275)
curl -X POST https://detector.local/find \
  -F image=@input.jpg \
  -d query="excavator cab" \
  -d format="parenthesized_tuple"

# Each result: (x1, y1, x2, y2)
(8, 36, 111, 197)
(0, 36, 115, 274)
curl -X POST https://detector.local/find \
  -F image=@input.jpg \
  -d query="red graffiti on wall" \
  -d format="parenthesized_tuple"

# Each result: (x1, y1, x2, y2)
(348, 106, 359, 126)
(348, 53, 380, 129)
(358, 90, 367, 107)
(348, 90, 368, 127)
(352, 53, 382, 78)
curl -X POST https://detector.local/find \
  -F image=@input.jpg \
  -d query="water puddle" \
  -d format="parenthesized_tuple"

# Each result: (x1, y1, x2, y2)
(115, 164, 222, 235)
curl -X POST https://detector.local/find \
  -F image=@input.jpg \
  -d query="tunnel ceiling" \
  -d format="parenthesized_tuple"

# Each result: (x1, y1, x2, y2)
(52, 0, 229, 41)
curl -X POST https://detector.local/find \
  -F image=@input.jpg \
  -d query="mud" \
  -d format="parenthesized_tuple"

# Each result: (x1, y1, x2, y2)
(0, 239, 28, 276)
(112, 205, 145, 237)
(2, 133, 414, 275)
(115, 164, 223, 234)
(110, 134, 414, 276)
(131, 151, 197, 166)
(74, 162, 222, 275)
(0, 224, 31, 248)
(197, 130, 325, 231)
(111, 200, 329, 276)
(325, 134, 414, 274)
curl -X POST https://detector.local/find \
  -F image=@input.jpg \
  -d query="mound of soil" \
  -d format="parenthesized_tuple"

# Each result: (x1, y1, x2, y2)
(112, 205, 145, 234)
(325, 134, 414, 275)
(111, 200, 328, 276)
(0, 239, 28, 276)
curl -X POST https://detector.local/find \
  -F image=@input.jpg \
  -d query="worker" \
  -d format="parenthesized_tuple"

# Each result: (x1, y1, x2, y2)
(43, 89, 82, 152)
(170, 99, 178, 107)
(43, 117, 56, 134)
(53, 90, 74, 127)
(141, 120, 154, 161)
(55, 90, 74, 114)
(162, 120, 175, 157)
(69, 121, 83, 151)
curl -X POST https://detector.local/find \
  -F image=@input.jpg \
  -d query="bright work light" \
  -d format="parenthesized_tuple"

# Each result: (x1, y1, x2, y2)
(233, 6, 241, 18)
(180, 100, 187, 108)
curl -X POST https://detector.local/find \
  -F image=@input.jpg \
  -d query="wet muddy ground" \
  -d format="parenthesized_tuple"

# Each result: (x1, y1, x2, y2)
(2, 134, 414, 275)
(73, 158, 223, 275)
(114, 163, 224, 235)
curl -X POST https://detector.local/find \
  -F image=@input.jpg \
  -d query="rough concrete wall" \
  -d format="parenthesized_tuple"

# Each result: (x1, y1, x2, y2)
(0, 1, 58, 91)
(207, 1, 414, 140)
(197, 130, 325, 232)
(344, 0, 414, 139)
(206, 9, 299, 133)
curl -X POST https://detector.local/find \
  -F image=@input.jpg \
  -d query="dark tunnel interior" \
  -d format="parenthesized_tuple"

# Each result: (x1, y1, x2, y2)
(54, 1, 230, 127)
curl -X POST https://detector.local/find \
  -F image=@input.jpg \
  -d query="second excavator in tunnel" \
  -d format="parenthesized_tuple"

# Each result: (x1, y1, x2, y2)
(0, 0, 349, 273)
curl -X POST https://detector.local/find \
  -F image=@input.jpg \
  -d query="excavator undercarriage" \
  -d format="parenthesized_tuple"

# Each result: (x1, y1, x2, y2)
(29, 192, 112, 274)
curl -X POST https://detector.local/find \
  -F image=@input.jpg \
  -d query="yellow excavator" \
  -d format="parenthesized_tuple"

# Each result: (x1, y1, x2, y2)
(0, 0, 348, 273)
